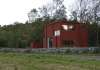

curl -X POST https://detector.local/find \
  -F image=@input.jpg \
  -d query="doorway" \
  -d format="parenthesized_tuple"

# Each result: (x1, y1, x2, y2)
(48, 37, 53, 48)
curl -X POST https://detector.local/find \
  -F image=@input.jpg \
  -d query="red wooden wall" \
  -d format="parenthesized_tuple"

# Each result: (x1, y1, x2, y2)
(43, 20, 88, 48)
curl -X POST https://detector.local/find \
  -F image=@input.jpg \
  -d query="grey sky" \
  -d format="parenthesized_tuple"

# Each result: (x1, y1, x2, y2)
(0, 0, 75, 26)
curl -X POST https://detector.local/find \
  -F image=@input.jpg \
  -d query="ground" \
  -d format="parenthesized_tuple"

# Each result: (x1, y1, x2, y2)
(0, 53, 99, 70)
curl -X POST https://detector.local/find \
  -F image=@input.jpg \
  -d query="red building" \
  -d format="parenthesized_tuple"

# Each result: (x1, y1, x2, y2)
(30, 41, 43, 48)
(43, 20, 88, 48)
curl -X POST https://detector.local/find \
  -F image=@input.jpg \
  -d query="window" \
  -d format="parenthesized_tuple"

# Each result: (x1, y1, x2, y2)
(68, 25, 75, 31)
(62, 40, 74, 47)
(62, 25, 68, 31)
(54, 30, 60, 36)
(62, 25, 75, 31)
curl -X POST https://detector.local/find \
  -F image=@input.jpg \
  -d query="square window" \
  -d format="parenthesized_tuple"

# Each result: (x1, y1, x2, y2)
(54, 30, 60, 36)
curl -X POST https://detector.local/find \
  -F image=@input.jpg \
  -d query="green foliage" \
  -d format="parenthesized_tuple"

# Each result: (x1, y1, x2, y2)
(0, 20, 44, 48)
(30, 20, 44, 42)
(88, 23, 99, 46)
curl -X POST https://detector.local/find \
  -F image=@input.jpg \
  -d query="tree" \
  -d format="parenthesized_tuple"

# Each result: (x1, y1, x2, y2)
(53, 0, 67, 20)
(53, 5, 66, 20)
(39, 5, 50, 20)
(70, 11, 78, 21)
(28, 8, 38, 23)
(30, 20, 44, 42)
(70, 0, 100, 23)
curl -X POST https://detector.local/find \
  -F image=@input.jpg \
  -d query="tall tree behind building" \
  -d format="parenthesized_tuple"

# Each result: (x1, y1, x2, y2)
(53, 0, 67, 20)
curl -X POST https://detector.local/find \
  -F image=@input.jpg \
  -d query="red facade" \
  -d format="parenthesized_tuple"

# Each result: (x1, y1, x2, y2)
(43, 20, 88, 48)
(30, 41, 43, 48)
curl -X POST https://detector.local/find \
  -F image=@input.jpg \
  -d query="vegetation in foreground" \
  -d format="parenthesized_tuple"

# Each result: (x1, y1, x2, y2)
(0, 53, 99, 70)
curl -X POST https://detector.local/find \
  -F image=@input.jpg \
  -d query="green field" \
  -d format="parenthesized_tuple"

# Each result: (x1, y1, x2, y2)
(0, 53, 99, 70)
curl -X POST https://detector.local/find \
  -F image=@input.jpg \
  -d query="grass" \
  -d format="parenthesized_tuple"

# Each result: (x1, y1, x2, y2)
(0, 53, 99, 70)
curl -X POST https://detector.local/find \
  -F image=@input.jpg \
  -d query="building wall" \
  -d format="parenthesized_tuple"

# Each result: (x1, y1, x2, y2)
(43, 20, 88, 48)
(43, 21, 63, 48)
(61, 24, 88, 47)
(31, 41, 43, 48)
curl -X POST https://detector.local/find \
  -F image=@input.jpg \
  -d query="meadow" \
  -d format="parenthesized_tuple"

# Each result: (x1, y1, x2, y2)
(0, 53, 99, 70)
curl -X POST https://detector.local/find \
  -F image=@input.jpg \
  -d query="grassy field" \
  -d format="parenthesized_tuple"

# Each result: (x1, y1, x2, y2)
(0, 53, 99, 70)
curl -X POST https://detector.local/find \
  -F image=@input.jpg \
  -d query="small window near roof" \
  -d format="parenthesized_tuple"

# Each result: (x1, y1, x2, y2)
(69, 25, 74, 29)
(54, 30, 60, 36)
(62, 25, 68, 31)
(62, 25, 75, 31)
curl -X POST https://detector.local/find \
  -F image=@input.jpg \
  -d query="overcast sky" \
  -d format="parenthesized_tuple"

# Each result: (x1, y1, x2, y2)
(0, 0, 75, 26)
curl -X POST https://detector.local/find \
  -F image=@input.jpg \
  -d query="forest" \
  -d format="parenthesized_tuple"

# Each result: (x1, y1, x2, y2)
(0, 0, 100, 48)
